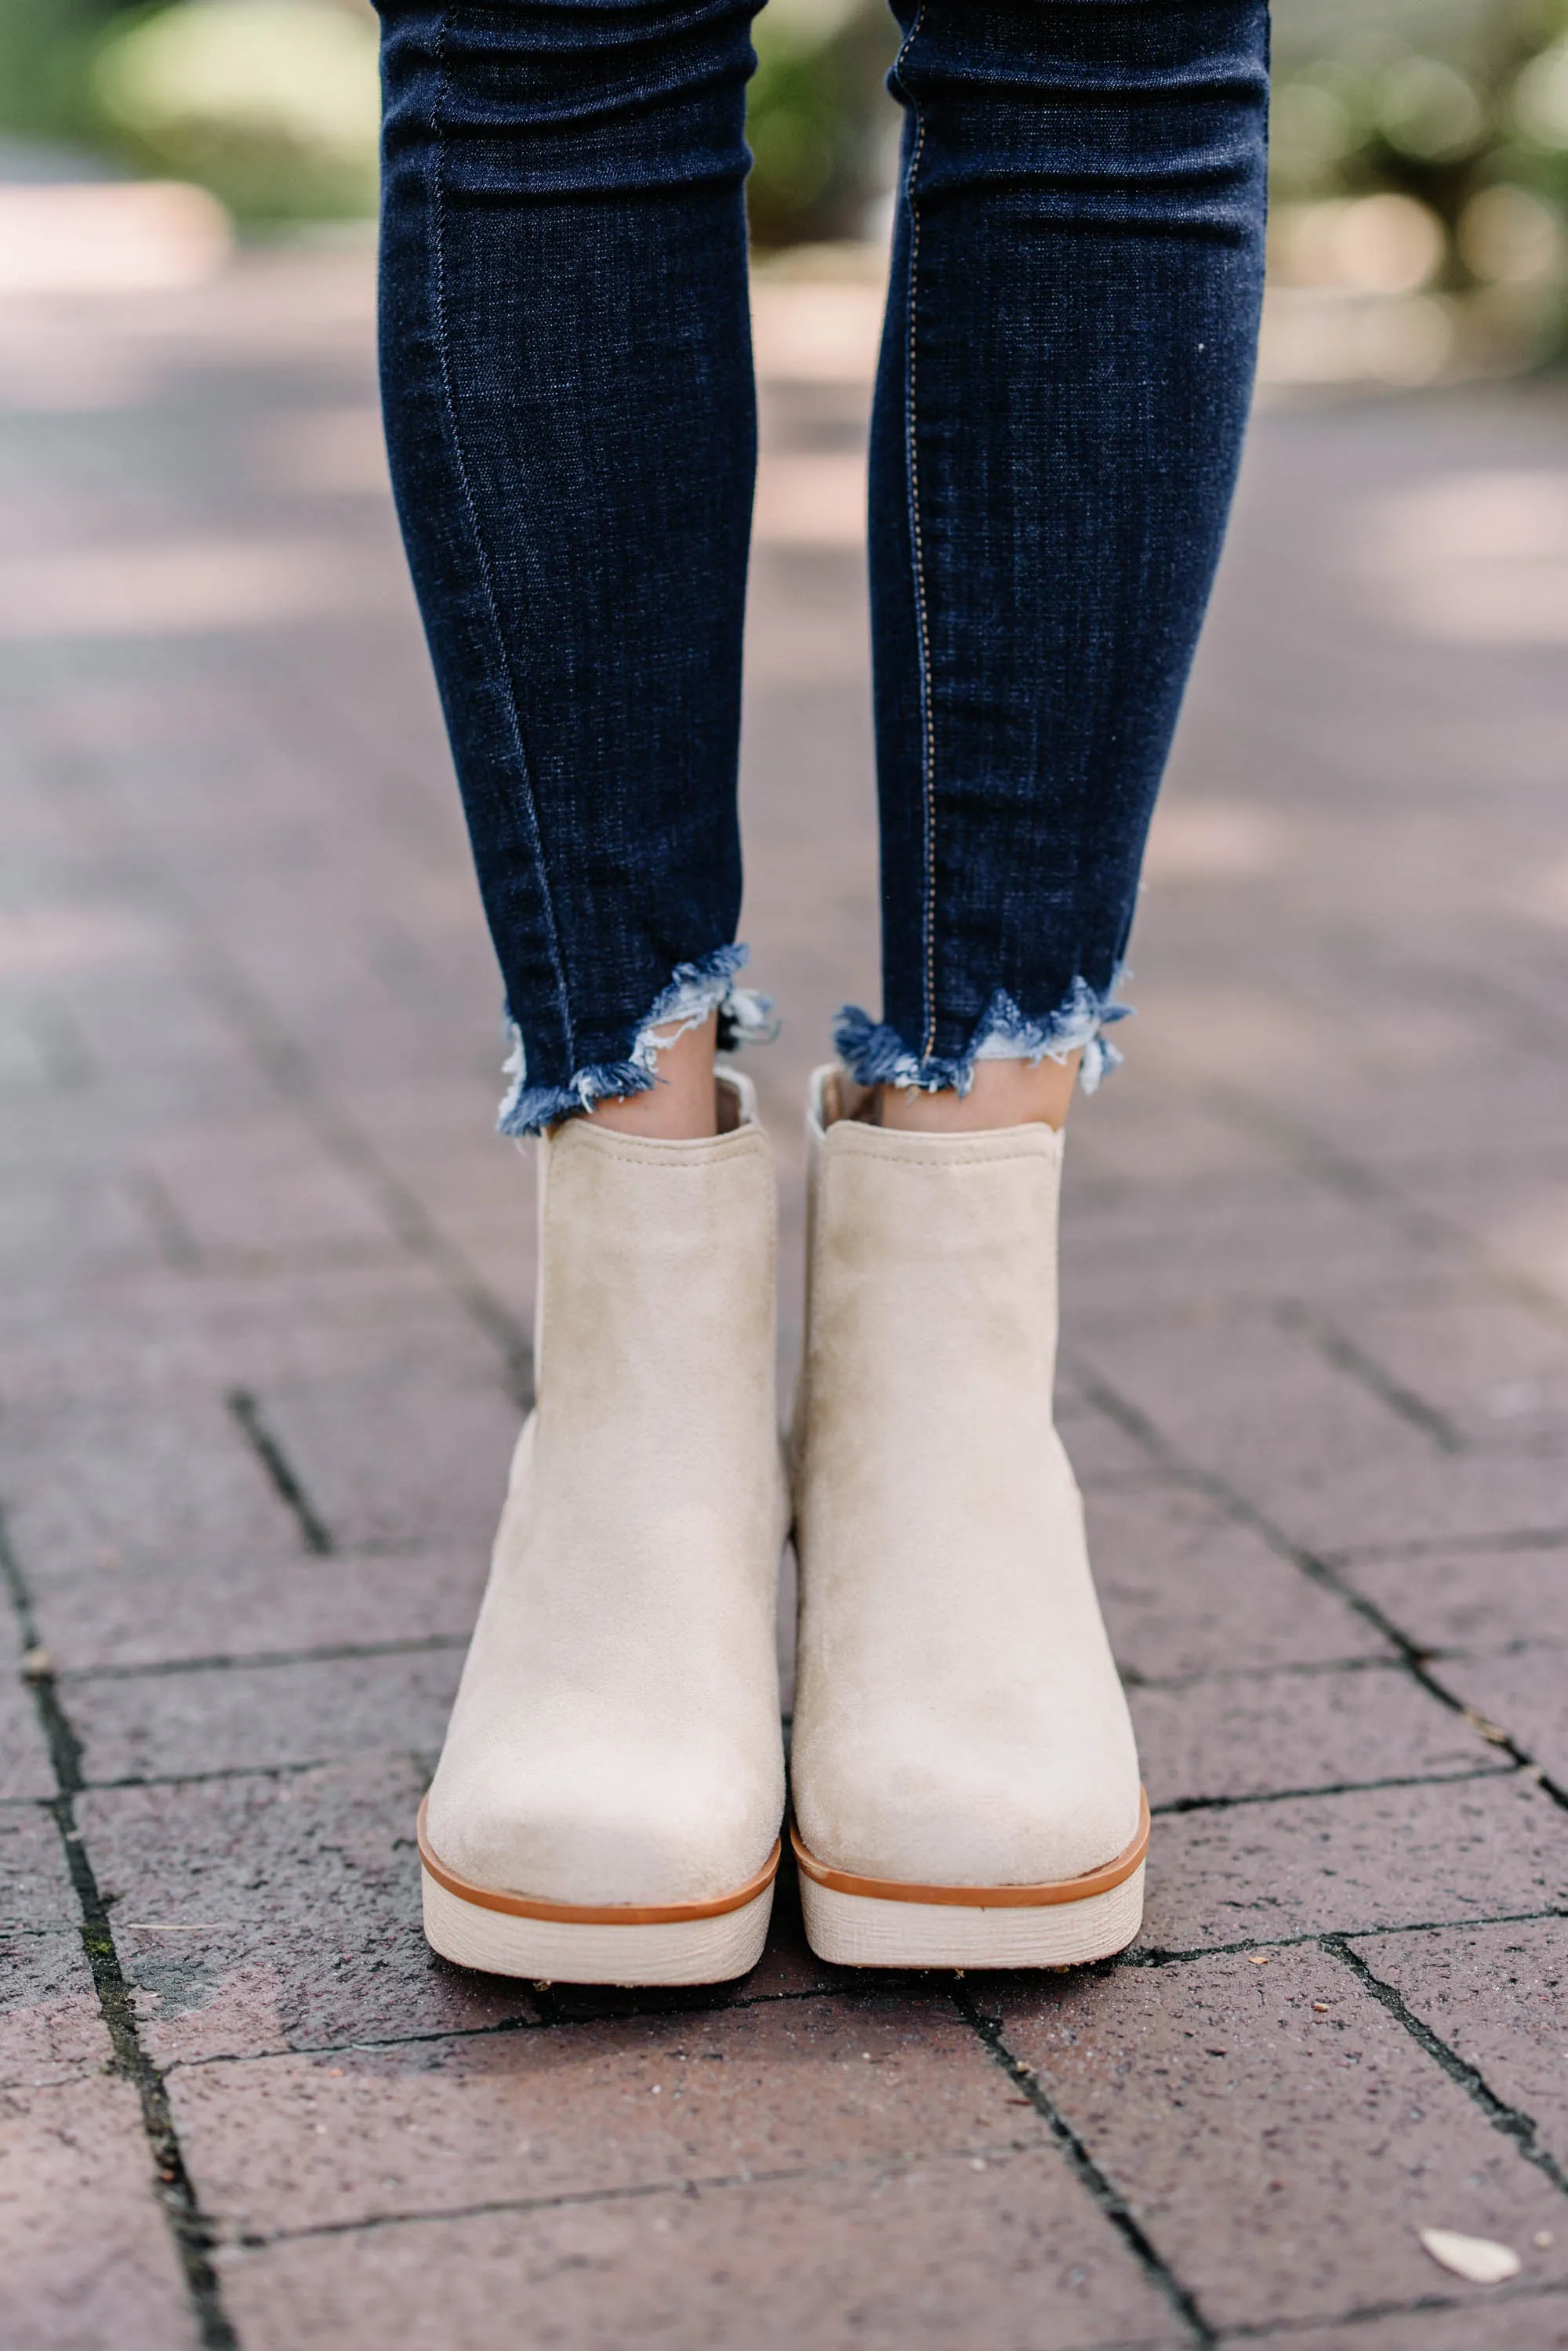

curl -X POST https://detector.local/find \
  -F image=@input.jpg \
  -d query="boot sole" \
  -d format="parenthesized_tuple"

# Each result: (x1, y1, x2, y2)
(417, 1801, 779, 1986)
(791, 1791, 1149, 1970)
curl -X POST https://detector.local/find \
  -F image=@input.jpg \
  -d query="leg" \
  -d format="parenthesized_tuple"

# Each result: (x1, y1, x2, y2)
(854, 0, 1269, 1121)
(376, 2, 789, 1982)
(376, 0, 766, 1135)
(791, 0, 1269, 1965)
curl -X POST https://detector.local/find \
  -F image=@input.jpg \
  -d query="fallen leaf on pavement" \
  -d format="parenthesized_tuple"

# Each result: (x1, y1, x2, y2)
(1417, 2228, 1521, 2285)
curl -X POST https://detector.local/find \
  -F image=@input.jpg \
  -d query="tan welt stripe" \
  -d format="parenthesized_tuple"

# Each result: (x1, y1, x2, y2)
(416, 1800, 780, 1926)
(789, 1790, 1150, 1908)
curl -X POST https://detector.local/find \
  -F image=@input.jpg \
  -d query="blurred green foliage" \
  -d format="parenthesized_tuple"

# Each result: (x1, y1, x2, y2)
(0, 0, 1566, 281)
(0, 0, 136, 141)
(746, 0, 895, 248)
(1272, 0, 1568, 267)
(1256, 1, 1568, 368)
(0, 0, 380, 216)
(90, 0, 379, 221)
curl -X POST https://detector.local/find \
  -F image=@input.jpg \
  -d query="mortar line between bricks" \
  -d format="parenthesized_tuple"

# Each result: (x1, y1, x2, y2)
(1272, 1300, 1467, 1455)
(1066, 1363, 1568, 1818)
(951, 1987, 1215, 2346)
(1123, 1655, 1420, 1693)
(124, 1170, 204, 1273)
(158, 1982, 859, 2069)
(63, 1634, 470, 1684)
(1134, 1642, 1568, 1684)
(1122, 1904, 1568, 1966)
(1214, 2271, 1568, 2341)
(67, 1757, 1515, 1810)
(231, 2140, 1062, 2251)
(0, 1508, 238, 2351)
(1323, 1934, 1568, 2199)
(226, 1390, 336, 1556)
(1322, 1522, 1568, 1567)
(1179, 1063, 1568, 1337)
(39, 1622, 1568, 1699)
(1150, 1765, 1512, 1818)
(77, 1757, 361, 1792)
(24, 996, 95, 1091)
(79, 1641, 1531, 1696)
(1125, 1655, 1425, 1692)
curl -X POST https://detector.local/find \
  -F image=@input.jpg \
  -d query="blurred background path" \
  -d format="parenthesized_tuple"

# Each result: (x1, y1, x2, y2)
(5, 3, 1568, 2344)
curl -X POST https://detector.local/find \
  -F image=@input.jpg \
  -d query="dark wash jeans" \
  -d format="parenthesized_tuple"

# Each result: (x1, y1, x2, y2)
(376, 0, 1269, 1133)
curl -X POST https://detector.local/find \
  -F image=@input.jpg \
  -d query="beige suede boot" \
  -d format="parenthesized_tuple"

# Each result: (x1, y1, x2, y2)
(419, 1072, 787, 1985)
(789, 1068, 1146, 1968)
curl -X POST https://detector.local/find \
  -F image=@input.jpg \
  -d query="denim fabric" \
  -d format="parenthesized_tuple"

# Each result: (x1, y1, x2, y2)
(375, 0, 1269, 1130)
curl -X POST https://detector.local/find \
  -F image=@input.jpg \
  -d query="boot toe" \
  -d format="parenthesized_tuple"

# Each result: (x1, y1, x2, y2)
(796, 1720, 1140, 1889)
(429, 1743, 779, 1910)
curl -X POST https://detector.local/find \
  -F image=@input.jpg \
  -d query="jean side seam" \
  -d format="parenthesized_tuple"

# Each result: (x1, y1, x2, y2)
(897, 3, 938, 1062)
(430, 7, 576, 1064)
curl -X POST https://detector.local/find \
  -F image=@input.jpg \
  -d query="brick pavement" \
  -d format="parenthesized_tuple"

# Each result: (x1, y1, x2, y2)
(2, 246, 1568, 2348)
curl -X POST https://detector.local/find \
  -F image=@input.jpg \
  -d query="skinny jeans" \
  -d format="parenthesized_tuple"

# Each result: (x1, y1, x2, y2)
(375, 0, 1270, 1131)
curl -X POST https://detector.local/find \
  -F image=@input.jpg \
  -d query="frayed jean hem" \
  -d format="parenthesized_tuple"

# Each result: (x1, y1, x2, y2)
(834, 977, 1131, 1101)
(496, 945, 775, 1137)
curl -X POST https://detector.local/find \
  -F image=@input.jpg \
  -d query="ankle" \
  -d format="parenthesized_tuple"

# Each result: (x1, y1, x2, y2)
(876, 1050, 1080, 1134)
(582, 1013, 720, 1140)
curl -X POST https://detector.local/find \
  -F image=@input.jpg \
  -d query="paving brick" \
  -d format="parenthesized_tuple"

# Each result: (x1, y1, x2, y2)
(39, 963, 284, 1133)
(1400, 1152, 1568, 1315)
(0, 1627, 54, 1801)
(1347, 1919, 1568, 2179)
(1149, 982, 1568, 1166)
(1073, 1306, 1439, 1511)
(136, 1112, 401, 1265)
(1291, 1448, 1568, 1558)
(0, 1934, 107, 2090)
(1062, 1174, 1435, 1313)
(1338, 1541, 1568, 1656)
(336, 1099, 536, 1237)
(1131, 1663, 1500, 1809)
(419, 1218, 535, 1331)
(0, 1397, 304, 1583)
(0, 2074, 198, 2350)
(1305, 1049, 1568, 1166)
(0, 1798, 108, 2091)
(1089, 1482, 1392, 1679)
(1063, 1072, 1295, 1192)
(0, 1170, 156, 1290)
(218, 2150, 1182, 2351)
(1425, 1649, 1568, 1784)
(68, 1645, 463, 1785)
(32, 1545, 487, 1676)
(0, 1259, 504, 1412)
(169, 1993, 1036, 2240)
(1076, 1310, 1568, 1554)
(1, 1805, 82, 1928)
(79, 1756, 541, 2063)
(994, 1943, 1568, 2334)
(1142, 1773, 1568, 1953)
(244, 1365, 521, 1554)
(1324, 1292, 1568, 1452)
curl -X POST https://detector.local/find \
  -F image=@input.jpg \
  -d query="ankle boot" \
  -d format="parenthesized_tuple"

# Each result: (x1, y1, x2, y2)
(419, 1072, 787, 1985)
(789, 1068, 1146, 1968)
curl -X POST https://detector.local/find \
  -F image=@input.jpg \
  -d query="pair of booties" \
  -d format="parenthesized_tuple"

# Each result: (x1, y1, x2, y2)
(418, 1068, 1146, 1984)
